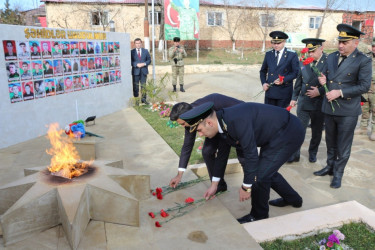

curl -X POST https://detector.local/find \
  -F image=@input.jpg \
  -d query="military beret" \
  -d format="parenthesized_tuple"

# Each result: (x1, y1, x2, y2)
(269, 31, 288, 43)
(173, 37, 181, 42)
(301, 38, 326, 52)
(180, 102, 214, 132)
(337, 24, 365, 41)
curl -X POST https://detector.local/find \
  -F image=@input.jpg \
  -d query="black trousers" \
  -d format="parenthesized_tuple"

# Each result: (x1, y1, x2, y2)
(324, 114, 357, 176)
(291, 106, 325, 158)
(249, 115, 304, 219)
(265, 97, 291, 108)
(132, 74, 147, 100)
(202, 135, 228, 188)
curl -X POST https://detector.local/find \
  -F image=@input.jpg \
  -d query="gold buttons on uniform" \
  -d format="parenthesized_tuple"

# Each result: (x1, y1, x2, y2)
(306, 84, 309, 86)
(348, 73, 351, 76)
(330, 80, 333, 83)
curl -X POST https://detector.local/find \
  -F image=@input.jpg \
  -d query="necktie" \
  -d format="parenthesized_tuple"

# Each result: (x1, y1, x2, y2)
(338, 55, 347, 68)
(276, 51, 280, 65)
(137, 49, 141, 59)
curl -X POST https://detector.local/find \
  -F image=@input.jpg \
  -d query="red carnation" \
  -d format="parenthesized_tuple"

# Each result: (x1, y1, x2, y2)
(148, 212, 155, 218)
(278, 75, 285, 84)
(185, 197, 195, 203)
(156, 187, 162, 194)
(152, 192, 156, 196)
(301, 48, 309, 53)
(160, 209, 169, 218)
(303, 57, 314, 65)
(286, 105, 293, 112)
(361, 102, 364, 106)
(157, 192, 163, 200)
(155, 221, 162, 227)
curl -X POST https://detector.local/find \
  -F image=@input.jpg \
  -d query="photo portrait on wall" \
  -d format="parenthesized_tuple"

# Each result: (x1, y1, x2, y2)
(19, 61, 32, 81)
(8, 83, 22, 103)
(29, 41, 41, 59)
(22, 81, 34, 101)
(55, 77, 64, 95)
(17, 41, 30, 60)
(7, 62, 20, 82)
(41, 41, 52, 59)
(3, 40, 17, 61)
(34, 80, 46, 99)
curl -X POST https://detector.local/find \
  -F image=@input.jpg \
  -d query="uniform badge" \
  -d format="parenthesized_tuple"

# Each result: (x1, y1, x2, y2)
(222, 119, 228, 131)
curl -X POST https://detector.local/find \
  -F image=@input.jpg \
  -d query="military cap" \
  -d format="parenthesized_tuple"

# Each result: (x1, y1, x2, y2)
(173, 37, 181, 42)
(269, 31, 288, 43)
(180, 102, 214, 132)
(301, 38, 326, 52)
(32, 42, 38, 47)
(337, 24, 365, 41)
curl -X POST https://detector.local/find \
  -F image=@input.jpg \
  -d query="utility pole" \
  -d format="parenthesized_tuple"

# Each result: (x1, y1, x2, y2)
(144, 0, 150, 50)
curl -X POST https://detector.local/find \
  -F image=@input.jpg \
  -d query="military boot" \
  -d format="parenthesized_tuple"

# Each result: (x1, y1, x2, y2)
(180, 85, 185, 92)
(313, 166, 333, 176)
(173, 85, 176, 92)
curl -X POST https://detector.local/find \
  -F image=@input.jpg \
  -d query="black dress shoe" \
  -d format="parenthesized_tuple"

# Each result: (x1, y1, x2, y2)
(330, 176, 342, 188)
(268, 198, 303, 208)
(287, 156, 300, 163)
(309, 155, 317, 163)
(313, 166, 333, 176)
(237, 214, 257, 224)
(216, 185, 227, 194)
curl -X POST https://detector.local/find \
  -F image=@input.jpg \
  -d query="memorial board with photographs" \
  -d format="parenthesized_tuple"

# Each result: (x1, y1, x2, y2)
(3, 39, 121, 103)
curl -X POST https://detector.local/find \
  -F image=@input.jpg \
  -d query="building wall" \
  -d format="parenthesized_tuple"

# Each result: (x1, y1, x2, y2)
(45, 3, 371, 50)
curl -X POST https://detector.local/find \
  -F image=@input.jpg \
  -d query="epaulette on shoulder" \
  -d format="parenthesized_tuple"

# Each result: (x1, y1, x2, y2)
(286, 48, 296, 53)
(266, 49, 273, 53)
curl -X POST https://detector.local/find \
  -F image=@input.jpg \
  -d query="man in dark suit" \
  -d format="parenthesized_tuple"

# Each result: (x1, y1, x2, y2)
(314, 24, 372, 188)
(131, 38, 151, 104)
(287, 38, 327, 163)
(260, 31, 299, 108)
(169, 93, 243, 193)
(180, 102, 304, 223)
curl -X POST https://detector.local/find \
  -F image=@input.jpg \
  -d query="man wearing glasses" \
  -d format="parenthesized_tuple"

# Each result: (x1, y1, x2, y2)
(260, 31, 299, 108)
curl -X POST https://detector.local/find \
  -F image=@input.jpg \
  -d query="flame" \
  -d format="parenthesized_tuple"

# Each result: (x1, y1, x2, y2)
(46, 123, 90, 179)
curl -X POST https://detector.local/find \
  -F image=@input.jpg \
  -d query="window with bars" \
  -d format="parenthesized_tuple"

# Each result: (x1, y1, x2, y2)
(148, 11, 162, 25)
(260, 14, 275, 27)
(207, 12, 223, 26)
(309, 16, 322, 29)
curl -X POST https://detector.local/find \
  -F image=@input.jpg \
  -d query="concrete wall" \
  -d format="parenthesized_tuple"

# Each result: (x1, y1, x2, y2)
(45, 2, 347, 49)
(0, 24, 132, 149)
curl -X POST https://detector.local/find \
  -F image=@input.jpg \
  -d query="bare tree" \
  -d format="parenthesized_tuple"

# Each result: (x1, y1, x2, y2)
(250, 0, 287, 52)
(316, 0, 345, 38)
(217, 0, 250, 51)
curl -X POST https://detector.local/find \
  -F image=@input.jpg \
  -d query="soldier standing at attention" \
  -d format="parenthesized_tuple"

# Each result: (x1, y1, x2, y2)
(287, 38, 327, 163)
(260, 31, 299, 108)
(314, 24, 372, 188)
(357, 42, 375, 140)
(169, 37, 187, 92)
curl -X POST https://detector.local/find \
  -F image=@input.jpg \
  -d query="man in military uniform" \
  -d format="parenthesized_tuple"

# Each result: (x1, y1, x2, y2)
(358, 42, 375, 140)
(169, 37, 187, 92)
(169, 93, 243, 193)
(180, 102, 304, 223)
(314, 24, 372, 188)
(288, 38, 327, 163)
(260, 31, 300, 108)
(171, 0, 199, 40)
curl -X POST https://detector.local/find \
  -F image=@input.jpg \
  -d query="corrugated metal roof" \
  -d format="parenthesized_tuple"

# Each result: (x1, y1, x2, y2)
(42, 0, 215, 5)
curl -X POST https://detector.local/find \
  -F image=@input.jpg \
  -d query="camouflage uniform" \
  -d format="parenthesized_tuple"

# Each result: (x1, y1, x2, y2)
(361, 52, 375, 140)
(169, 45, 187, 87)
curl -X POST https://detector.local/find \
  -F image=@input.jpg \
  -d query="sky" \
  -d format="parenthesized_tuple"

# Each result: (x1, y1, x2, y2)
(1, 0, 375, 12)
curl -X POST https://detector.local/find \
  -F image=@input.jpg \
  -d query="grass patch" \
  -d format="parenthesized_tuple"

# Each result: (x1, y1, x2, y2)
(154, 49, 265, 66)
(260, 222, 375, 249)
(134, 105, 237, 165)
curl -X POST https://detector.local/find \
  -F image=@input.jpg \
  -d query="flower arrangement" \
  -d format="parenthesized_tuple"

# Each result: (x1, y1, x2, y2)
(151, 176, 209, 199)
(299, 48, 339, 112)
(148, 192, 225, 228)
(286, 105, 293, 112)
(253, 74, 284, 99)
(317, 229, 345, 250)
